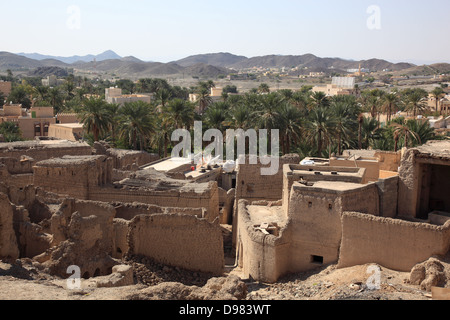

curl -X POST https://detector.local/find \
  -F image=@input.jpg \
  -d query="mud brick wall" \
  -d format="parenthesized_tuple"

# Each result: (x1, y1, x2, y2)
(0, 145, 92, 162)
(128, 213, 224, 275)
(235, 155, 300, 203)
(89, 183, 219, 222)
(338, 212, 450, 271)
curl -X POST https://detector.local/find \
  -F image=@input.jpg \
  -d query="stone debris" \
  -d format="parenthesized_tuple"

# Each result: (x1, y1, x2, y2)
(410, 258, 448, 292)
(95, 265, 134, 288)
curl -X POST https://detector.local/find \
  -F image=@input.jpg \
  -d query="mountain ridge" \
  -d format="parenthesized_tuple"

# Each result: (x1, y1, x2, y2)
(16, 50, 122, 64)
(4, 50, 449, 79)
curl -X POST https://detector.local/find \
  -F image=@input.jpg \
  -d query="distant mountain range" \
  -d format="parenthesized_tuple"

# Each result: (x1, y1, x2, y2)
(16, 50, 123, 64)
(1, 50, 449, 79)
(175, 52, 416, 72)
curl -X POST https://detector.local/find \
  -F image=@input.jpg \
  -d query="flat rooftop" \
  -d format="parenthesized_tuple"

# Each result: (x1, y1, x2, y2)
(415, 140, 450, 159)
(292, 180, 374, 193)
(116, 168, 213, 194)
(35, 155, 105, 167)
(50, 123, 83, 129)
(0, 139, 90, 150)
(286, 164, 366, 183)
(143, 157, 191, 172)
(247, 205, 287, 228)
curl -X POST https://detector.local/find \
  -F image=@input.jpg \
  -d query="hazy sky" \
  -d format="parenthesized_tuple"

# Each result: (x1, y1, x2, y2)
(2, 0, 450, 64)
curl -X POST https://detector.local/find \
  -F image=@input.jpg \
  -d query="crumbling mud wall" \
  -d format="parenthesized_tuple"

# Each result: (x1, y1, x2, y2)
(338, 212, 450, 271)
(374, 150, 402, 172)
(0, 156, 34, 174)
(41, 212, 117, 278)
(0, 193, 20, 260)
(93, 141, 159, 170)
(33, 156, 113, 200)
(287, 181, 379, 273)
(0, 141, 92, 162)
(0, 157, 34, 188)
(375, 175, 399, 218)
(282, 164, 366, 216)
(218, 188, 235, 225)
(113, 202, 205, 221)
(236, 200, 291, 283)
(235, 154, 300, 203)
(398, 141, 450, 219)
(232, 155, 299, 247)
(398, 148, 421, 218)
(36, 199, 118, 278)
(89, 182, 219, 223)
(128, 213, 224, 275)
(113, 219, 130, 259)
(107, 149, 159, 171)
(0, 184, 36, 210)
(236, 180, 381, 283)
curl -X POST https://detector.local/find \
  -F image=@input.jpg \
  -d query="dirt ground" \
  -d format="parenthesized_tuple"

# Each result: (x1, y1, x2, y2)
(0, 254, 441, 301)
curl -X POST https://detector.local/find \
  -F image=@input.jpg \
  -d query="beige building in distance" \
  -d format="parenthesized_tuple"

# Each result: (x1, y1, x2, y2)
(105, 87, 152, 105)
(0, 81, 12, 96)
(312, 77, 356, 96)
(0, 105, 56, 139)
(48, 123, 84, 141)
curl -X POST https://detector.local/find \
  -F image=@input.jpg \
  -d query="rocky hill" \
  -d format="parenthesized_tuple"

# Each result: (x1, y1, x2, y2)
(0, 50, 440, 79)
(17, 50, 122, 64)
(172, 52, 416, 73)
(175, 52, 247, 68)
(28, 66, 69, 78)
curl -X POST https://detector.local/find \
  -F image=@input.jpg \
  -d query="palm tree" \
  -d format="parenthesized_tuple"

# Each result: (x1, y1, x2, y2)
(48, 87, 64, 113)
(357, 114, 364, 149)
(228, 104, 252, 130)
(330, 101, 355, 155)
(154, 88, 172, 110)
(105, 103, 121, 146)
(203, 103, 228, 132)
(136, 78, 151, 93)
(305, 107, 336, 157)
(393, 130, 400, 152)
(77, 97, 111, 142)
(118, 101, 155, 150)
(391, 119, 421, 149)
(253, 93, 281, 131)
(206, 80, 215, 90)
(35, 86, 49, 103)
(291, 91, 309, 110)
(258, 83, 270, 94)
(309, 91, 329, 109)
(403, 89, 428, 117)
(0, 121, 22, 142)
(383, 92, 399, 123)
(164, 98, 195, 130)
(361, 117, 381, 149)
(359, 89, 384, 120)
(196, 86, 212, 114)
(0, 91, 5, 107)
(152, 113, 175, 158)
(277, 103, 303, 154)
(278, 89, 294, 102)
(405, 119, 437, 147)
(74, 88, 87, 101)
(64, 81, 75, 101)
(431, 87, 445, 114)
